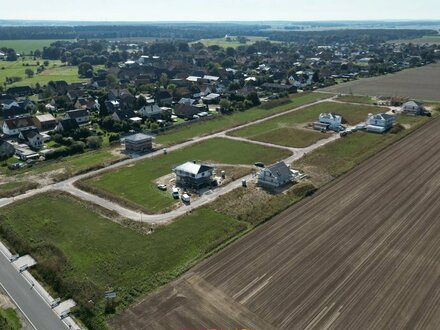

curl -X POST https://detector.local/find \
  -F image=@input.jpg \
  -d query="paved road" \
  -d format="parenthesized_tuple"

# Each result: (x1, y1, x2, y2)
(0, 254, 66, 330)
(112, 117, 440, 329)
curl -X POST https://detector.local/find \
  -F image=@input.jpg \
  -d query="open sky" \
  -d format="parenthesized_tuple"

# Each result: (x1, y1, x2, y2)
(1, 0, 439, 21)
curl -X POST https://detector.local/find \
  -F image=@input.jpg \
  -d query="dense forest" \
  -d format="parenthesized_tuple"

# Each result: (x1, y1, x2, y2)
(0, 24, 437, 44)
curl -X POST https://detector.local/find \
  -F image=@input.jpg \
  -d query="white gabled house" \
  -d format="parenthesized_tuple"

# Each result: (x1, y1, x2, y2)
(314, 113, 342, 131)
(65, 109, 90, 125)
(366, 113, 395, 133)
(2, 116, 36, 136)
(402, 101, 425, 116)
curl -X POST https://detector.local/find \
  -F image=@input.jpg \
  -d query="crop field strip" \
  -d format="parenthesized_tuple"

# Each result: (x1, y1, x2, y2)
(113, 117, 440, 329)
(322, 62, 440, 102)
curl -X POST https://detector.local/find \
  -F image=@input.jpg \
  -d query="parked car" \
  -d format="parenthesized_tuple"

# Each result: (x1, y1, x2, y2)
(157, 184, 167, 191)
(181, 193, 191, 203)
(254, 162, 265, 168)
(8, 162, 24, 170)
(171, 187, 179, 199)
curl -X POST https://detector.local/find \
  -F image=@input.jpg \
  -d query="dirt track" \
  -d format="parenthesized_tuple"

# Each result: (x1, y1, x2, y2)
(112, 118, 440, 330)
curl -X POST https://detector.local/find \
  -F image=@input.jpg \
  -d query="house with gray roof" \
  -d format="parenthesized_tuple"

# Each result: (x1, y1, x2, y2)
(258, 161, 293, 190)
(174, 161, 215, 189)
(366, 113, 395, 133)
(402, 101, 425, 116)
(124, 133, 153, 153)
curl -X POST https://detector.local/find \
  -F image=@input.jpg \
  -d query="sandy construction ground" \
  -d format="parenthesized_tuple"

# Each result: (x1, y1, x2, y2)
(112, 118, 440, 330)
(322, 62, 440, 101)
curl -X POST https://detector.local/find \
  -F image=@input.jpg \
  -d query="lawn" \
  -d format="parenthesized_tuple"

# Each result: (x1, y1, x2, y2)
(228, 101, 383, 147)
(0, 192, 248, 330)
(0, 308, 21, 330)
(155, 92, 330, 146)
(80, 138, 291, 213)
(0, 181, 38, 198)
(0, 58, 102, 87)
(0, 39, 75, 54)
(190, 36, 272, 48)
(293, 115, 431, 185)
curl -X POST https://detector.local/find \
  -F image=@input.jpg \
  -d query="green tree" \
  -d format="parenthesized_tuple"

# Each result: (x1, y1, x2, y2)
(86, 136, 102, 149)
(24, 68, 34, 78)
(78, 62, 93, 78)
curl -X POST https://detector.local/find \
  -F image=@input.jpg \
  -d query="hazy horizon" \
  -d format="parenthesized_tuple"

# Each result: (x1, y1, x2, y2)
(1, 0, 439, 22)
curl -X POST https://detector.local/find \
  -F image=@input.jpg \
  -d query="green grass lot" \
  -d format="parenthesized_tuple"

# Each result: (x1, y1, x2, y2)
(0, 181, 38, 198)
(228, 101, 383, 148)
(82, 138, 291, 213)
(191, 36, 272, 48)
(0, 193, 248, 330)
(155, 92, 330, 146)
(0, 39, 75, 54)
(294, 115, 431, 184)
(336, 95, 375, 104)
(1, 149, 123, 181)
(0, 307, 21, 330)
(0, 58, 102, 87)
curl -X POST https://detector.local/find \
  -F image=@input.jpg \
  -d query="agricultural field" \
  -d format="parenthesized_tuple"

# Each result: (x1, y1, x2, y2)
(389, 35, 440, 44)
(294, 115, 431, 185)
(0, 192, 248, 329)
(228, 102, 383, 148)
(191, 36, 272, 48)
(0, 39, 75, 54)
(322, 62, 440, 102)
(336, 94, 375, 104)
(112, 115, 440, 330)
(80, 138, 291, 214)
(155, 92, 330, 146)
(0, 58, 102, 87)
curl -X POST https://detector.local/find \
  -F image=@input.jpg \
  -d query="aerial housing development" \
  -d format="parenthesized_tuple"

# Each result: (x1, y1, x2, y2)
(0, 6, 440, 330)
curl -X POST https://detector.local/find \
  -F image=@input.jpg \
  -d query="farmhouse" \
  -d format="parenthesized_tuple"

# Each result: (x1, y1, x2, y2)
(175, 104, 206, 119)
(112, 109, 137, 122)
(366, 113, 395, 133)
(2, 116, 37, 136)
(174, 162, 215, 189)
(257, 161, 293, 190)
(314, 113, 342, 131)
(124, 133, 154, 153)
(65, 109, 90, 124)
(402, 101, 425, 116)
(7, 86, 33, 97)
(2, 106, 30, 119)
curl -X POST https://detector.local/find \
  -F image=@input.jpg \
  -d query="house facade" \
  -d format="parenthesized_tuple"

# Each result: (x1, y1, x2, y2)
(402, 101, 425, 116)
(366, 113, 395, 133)
(138, 103, 162, 118)
(174, 162, 215, 189)
(258, 161, 293, 190)
(19, 129, 44, 150)
(316, 113, 343, 131)
(2, 116, 37, 136)
(65, 109, 90, 124)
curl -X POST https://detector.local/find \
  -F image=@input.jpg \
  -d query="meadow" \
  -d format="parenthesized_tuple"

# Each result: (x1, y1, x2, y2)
(228, 101, 383, 148)
(0, 39, 75, 54)
(190, 36, 271, 48)
(155, 92, 330, 146)
(0, 192, 248, 329)
(80, 138, 291, 213)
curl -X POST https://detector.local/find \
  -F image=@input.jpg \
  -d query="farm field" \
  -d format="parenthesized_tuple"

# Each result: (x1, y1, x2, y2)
(155, 92, 330, 146)
(0, 39, 75, 54)
(389, 35, 440, 44)
(0, 192, 248, 329)
(322, 62, 440, 101)
(112, 116, 440, 330)
(294, 115, 431, 185)
(228, 101, 383, 148)
(336, 94, 375, 104)
(191, 36, 272, 48)
(0, 58, 101, 87)
(80, 138, 291, 214)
